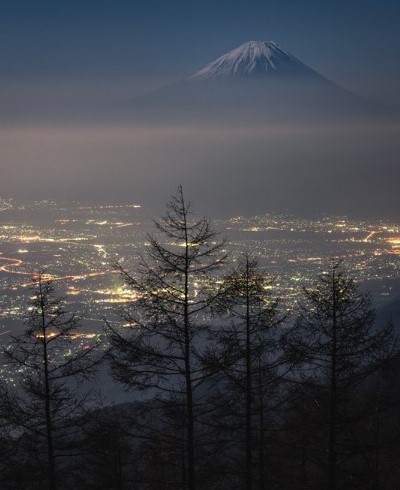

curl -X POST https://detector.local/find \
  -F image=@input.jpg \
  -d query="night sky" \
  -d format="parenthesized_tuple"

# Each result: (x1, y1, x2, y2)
(2, 0, 400, 99)
(1, 0, 400, 217)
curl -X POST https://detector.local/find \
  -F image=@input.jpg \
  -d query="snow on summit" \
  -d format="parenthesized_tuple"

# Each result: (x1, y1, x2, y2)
(187, 40, 323, 82)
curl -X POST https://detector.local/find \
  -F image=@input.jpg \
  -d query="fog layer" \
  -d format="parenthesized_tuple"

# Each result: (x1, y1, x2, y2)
(1, 121, 399, 219)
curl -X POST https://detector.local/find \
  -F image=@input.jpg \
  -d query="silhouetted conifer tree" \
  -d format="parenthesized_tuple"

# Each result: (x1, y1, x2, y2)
(2, 272, 100, 490)
(107, 186, 226, 490)
(284, 261, 397, 490)
(205, 253, 289, 490)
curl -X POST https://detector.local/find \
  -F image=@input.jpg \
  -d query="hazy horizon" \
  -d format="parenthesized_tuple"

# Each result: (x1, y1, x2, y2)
(1, 1, 400, 220)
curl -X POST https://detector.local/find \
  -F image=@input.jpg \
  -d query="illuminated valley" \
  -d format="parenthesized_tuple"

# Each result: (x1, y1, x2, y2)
(0, 198, 399, 344)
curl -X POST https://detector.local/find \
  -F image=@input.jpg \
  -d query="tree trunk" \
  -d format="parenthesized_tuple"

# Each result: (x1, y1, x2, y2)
(40, 281, 57, 490)
(245, 257, 253, 490)
(184, 213, 196, 490)
(328, 268, 338, 490)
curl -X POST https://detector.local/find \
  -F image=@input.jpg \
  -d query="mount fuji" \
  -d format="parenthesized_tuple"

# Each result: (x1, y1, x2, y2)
(187, 41, 326, 82)
(129, 41, 391, 124)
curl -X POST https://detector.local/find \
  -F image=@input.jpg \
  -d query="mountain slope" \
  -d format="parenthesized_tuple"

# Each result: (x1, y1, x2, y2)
(126, 41, 393, 124)
(187, 41, 326, 82)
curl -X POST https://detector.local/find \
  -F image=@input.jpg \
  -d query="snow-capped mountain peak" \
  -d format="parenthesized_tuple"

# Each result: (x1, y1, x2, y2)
(129, 39, 388, 124)
(187, 40, 321, 82)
